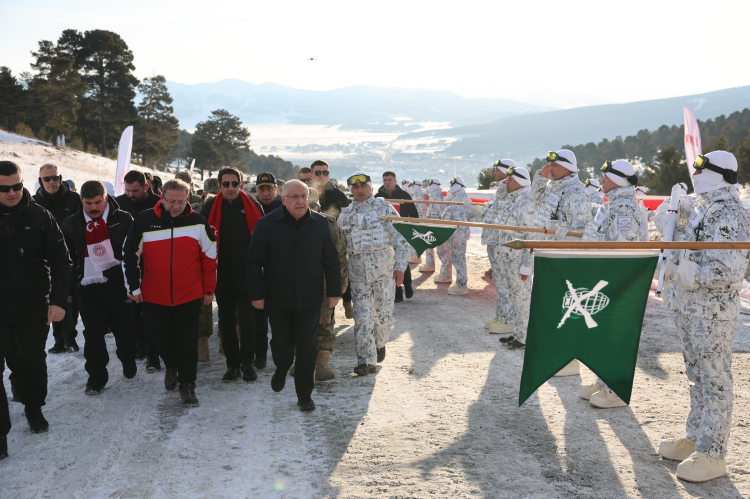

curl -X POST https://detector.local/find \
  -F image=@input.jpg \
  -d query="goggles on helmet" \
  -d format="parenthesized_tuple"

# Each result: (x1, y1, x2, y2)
(693, 155, 738, 183)
(546, 151, 573, 165)
(429, 179, 440, 186)
(602, 161, 639, 185)
(493, 159, 513, 170)
(347, 174, 371, 186)
(450, 178, 464, 187)
(584, 179, 599, 189)
(506, 166, 528, 182)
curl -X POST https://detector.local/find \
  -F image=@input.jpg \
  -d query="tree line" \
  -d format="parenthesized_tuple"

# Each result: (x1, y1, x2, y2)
(0, 29, 300, 180)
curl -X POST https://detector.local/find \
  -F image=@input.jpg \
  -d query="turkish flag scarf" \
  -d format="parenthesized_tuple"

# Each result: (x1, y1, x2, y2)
(82, 203, 119, 285)
(208, 190, 262, 250)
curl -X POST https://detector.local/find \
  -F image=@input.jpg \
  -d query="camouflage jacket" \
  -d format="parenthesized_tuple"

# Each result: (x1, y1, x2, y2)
(533, 172, 591, 239)
(337, 195, 410, 282)
(493, 186, 538, 269)
(655, 185, 750, 318)
(426, 189, 446, 219)
(441, 189, 479, 240)
(588, 192, 605, 219)
(480, 183, 508, 245)
(530, 171, 551, 214)
(326, 213, 349, 290)
(583, 186, 643, 242)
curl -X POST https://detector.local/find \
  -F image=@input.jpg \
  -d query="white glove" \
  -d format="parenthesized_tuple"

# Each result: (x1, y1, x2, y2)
(463, 198, 482, 217)
(664, 258, 678, 280)
(672, 259, 699, 290)
(554, 226, 569, 240)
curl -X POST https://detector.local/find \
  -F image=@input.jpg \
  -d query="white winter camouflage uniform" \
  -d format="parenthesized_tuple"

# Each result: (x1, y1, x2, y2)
(482, 184, 514, 322)
(427, 189, 452, 277)
(442, 189, 479, 287)
(588, 191, 605, 219)
(533, 172, 591, 239)
(338, 196, 411, 366)
(583, 185, 644, 390)
(655, 185, 750, 458)
(490, 186, 538, 341)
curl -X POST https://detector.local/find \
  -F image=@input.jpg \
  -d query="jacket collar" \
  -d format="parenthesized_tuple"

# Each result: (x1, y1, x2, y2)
(36, 180, 70, 204)
(549, 173, 581, 191)
(0, 188, 31, 215)
(154, 199, 193, 220)
(699, 185, 740, 203)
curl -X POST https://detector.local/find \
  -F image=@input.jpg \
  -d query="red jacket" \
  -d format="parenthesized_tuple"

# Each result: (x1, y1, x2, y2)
(122, 201, 217, 306)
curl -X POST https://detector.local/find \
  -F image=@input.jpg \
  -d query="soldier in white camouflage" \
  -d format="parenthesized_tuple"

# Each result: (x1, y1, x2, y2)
(440, 175, 479, 295)
(577, 160, 645, 407)
(585, 178, 605, 219)
(533, 150, 592, 377)
(653, 151, 750, 483)
(422, 178, 452, 278)
(338, 172, 410, 376)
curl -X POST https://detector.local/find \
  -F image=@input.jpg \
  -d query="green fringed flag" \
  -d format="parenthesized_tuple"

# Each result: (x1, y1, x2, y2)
(519, 249, 659, 406)
(392, 222, 456, 256)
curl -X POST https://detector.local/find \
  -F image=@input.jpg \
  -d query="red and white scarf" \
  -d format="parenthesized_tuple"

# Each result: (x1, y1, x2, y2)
(82, 204, 119, 285)
(208, 190, 262, 250)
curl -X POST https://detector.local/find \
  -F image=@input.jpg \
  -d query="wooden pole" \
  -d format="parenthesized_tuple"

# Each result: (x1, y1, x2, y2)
(377, 216, 584, 238)
(383, 198, 485, 206)
(502, 240, 750, 250)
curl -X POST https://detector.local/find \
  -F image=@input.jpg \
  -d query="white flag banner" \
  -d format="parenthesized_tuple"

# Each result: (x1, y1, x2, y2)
(114, 126, 134, 197)
(683, 106, 701, 185)
(189, 159, 195, 179)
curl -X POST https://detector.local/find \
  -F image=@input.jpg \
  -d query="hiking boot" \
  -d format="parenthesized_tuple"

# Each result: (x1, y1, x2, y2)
(377, 347, 386, 363)
(48, 342, 66, 354)
(122, 361, 137, 379)
(344, 302, 353, 319)
(484, 317, 499, 329)
(146, 358, 161, 373)
(507, 338, 526, 349)
(499, 334, 515, 343)
(676, 452, 727, 483)
(553, 360, 580, 377)
(135, 345, 147, 361)
(179, 383, 199, 406)
(579, 382, 603, 401)
(659, 437, 696, 462)
(315, 351, 335, 381)
(24, 408, 49, 433)
(395, 287, 404, 302)
(222, 367, 241, 382)
(242, 364, 257, 382)
(197, 337, 209, 362)
(590, 390, 628, 408)
(433, 275, 452, 283)
(489, 321, 513, 334)
(419, 264, 435, 272)
(447, 285, 468, 296)
(353, 364, 377, 376)
(0, 435, 7, 460)
(254, 354, 267, 369)
(164, 367, 178, 391)
(405, 282, 414, 299)
(85, 383, 103, 395)
(271, 368, 288, 392)
(297, 399, 316, 412)
(65, 339, 79, 353)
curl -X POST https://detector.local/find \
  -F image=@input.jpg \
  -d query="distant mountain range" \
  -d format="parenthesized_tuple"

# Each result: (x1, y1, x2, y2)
(164, 79, 553, 131)
(405, 85, 750, 158)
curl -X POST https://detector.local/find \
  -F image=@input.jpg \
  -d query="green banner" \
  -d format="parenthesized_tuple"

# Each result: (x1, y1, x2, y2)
(519, 250, 658, 406)
(392, 221, 456, 256)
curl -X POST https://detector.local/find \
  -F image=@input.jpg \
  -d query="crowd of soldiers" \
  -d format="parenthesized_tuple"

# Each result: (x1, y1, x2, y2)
(1, 149, 747, 484)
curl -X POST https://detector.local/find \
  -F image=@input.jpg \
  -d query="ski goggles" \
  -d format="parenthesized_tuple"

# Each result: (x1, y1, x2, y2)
(601, 161, 638, 185)
(584, 179, 600, 189)
(428, 179, 440, 186)
(449, 178, 464, 187)
(493, 159, 513, 170)
(546, 152, 573, 165)
(0, 182, 23, 193)
(347, 174, 371, 186)
(506, 166, 528, 182)
(693, 155, 738, 183)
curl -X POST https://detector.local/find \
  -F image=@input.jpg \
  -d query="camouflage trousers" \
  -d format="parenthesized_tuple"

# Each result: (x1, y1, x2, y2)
(198, 303, 214, 338)
(425, 247, 435, 268)
(493, 254, 530, 341)
(674, 310, 736, 459)
(436, 242, 452, 278)
(448, 234, 468, 287)
(318, 298, 336, 353)
(351, 278, 396, 365)
(489, 245, 515, 323)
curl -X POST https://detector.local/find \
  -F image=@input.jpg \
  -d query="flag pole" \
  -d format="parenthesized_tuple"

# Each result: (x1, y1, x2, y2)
(502, 240, 750, 250)
(384, 198, 485, 206)
(377, 216, 584, 238)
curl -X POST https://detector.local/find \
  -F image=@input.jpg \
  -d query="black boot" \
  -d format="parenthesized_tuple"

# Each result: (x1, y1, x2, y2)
(65, 338, 79, 353)
(146, 357, 161, 373)
(405, 281, 414, 299)
(48, 342, 66, 354)
(271, 367, 288, 392)
(377, 347, 386, 363)
(122, 361, 137, 379)
(85, 383, 103, 395)
(0, 435, 7, 460)
(353, 364, 376, 376)
(164, 367, 178, 391)
(24, 408, 49, 433)
(222, 367, 241, 382)
(242, 364, 257, 382)
(297, 398, 316, 412)
(254, 354, 267, 369)
(395, 287, 404, 302)
(499, 335, 515, 343)
(179, 383, 199, 406)
(508, 338, 526, 350)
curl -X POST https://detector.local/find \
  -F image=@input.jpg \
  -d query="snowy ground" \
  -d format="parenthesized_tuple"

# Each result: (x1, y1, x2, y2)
(2, 243, 750, 498)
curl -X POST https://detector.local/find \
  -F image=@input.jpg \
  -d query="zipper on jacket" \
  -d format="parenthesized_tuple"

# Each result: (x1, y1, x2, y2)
(170, 220, 174, 306)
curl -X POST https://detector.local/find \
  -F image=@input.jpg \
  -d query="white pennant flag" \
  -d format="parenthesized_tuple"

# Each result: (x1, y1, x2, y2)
(114, 126, 134, 196)
(683, 106, 701, 186)
(189, 159, 195, 180)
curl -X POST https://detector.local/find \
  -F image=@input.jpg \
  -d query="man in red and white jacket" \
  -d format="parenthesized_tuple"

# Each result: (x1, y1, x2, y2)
(122, 179, 217, 406)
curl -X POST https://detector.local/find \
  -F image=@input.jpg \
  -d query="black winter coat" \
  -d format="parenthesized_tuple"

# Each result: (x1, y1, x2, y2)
(34, 181, 81, 226)
(0, 189, 72, 311)
(201, 195, 264, 291)
(62, 196, 133, 294)
(115, 191, 160, 218)
(246, 206, 342, 312)
(375, 184, 419, 218)
(258, 195, 282, 215)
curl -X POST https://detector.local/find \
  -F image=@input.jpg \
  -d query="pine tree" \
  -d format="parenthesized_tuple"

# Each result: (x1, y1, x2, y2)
(0, 67, 28, 132)
(187, 136, 221, 180)
(194, 109, 250, 167)
(642, 146, 692, 195)
(476, 166, 494, 189)
(134, 75, 180, 168)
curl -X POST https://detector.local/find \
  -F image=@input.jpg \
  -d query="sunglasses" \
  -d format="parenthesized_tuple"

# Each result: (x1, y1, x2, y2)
(546, 152, 573, 165)
(221, 181, 240, 188)
(42, 175, 62, 183)
(313, 170, 330, 176)
(694, 155, 738, 183)
(506, 166, 528, 181)
(0, 182, 23, 193)
(601, 161, 639, 185)
(347, 174, 371, 186)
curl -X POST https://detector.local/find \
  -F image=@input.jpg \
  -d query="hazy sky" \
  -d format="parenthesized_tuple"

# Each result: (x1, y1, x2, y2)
(3, 0, 749, 108)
